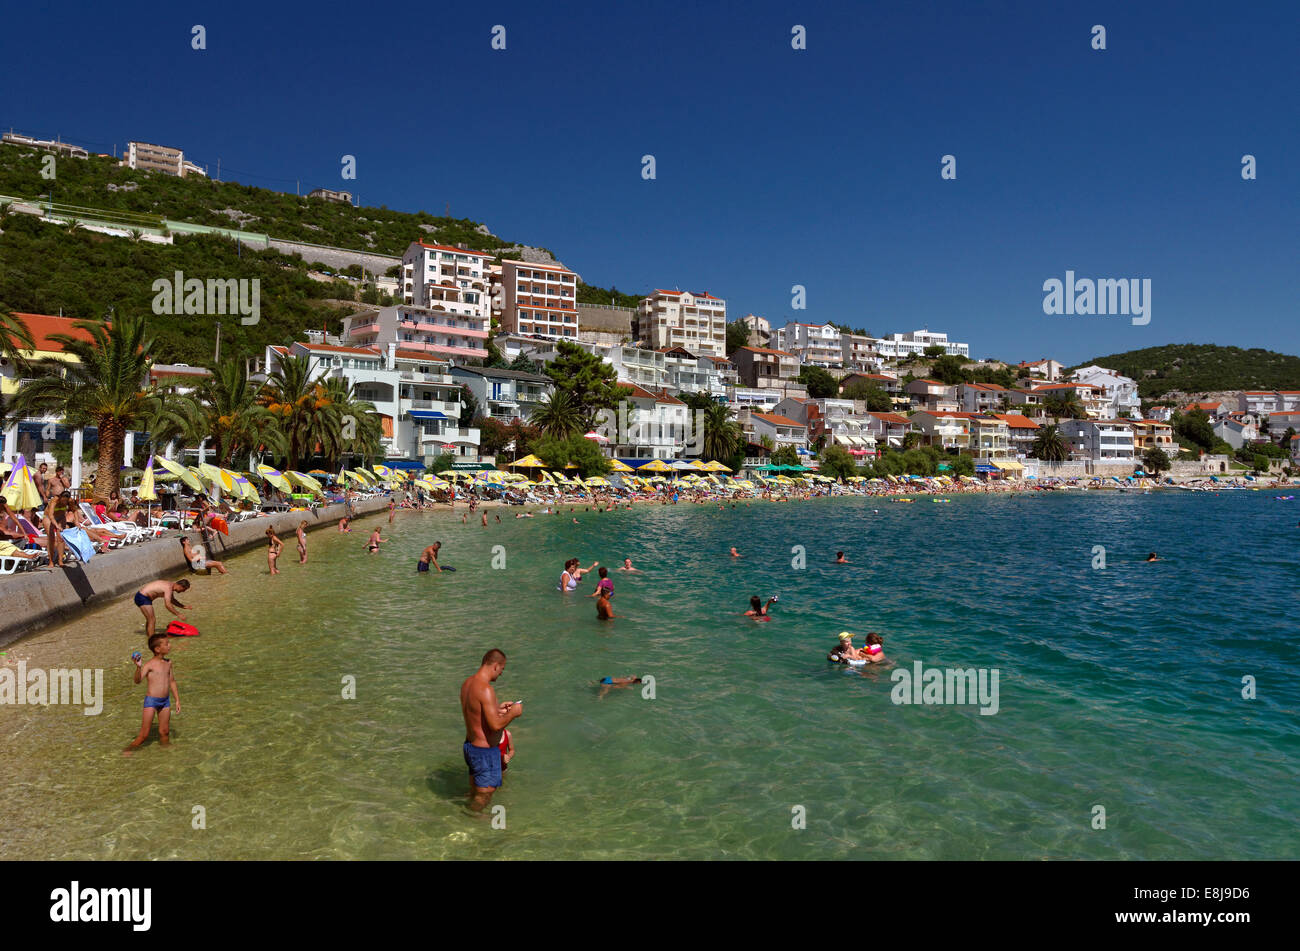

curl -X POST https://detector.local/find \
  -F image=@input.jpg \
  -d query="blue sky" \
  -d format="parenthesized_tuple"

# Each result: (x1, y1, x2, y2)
(1, 0, 1295, 364)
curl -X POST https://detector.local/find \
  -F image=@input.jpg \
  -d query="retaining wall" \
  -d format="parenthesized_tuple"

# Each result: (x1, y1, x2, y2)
(0, 497, 387, 648)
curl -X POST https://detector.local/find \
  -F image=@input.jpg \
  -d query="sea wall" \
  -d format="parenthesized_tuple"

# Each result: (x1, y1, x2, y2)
(0, 497, 388, 648)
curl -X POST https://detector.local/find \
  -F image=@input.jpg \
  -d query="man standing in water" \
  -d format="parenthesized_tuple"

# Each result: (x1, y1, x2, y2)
(459, 649, 523, 812)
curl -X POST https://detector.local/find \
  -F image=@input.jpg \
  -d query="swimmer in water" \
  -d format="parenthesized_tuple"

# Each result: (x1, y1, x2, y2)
(1145, 552, 1161, 562)
(835, 551, 848, 564)
(367, 527, 386, 554)
(597, 675, 643, 699)
(596, 589, 621, 620)
(744, 595, 777, 620)
(829, 632, 866, 663)
(617, 557, 639, 572)
(729, 547, 741, 558)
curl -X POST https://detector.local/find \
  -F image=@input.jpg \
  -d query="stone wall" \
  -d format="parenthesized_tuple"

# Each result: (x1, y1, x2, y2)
(0, 497, 388, 647)
(265, 238, 401, 276)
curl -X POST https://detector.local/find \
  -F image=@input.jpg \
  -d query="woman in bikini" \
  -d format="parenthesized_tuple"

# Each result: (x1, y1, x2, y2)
(265, 526, 283, 575)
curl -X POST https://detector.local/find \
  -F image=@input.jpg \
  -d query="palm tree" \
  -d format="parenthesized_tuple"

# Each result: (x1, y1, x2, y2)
(319, 376, 382, 469)
(1030, 424, 1069, 462)
(530, 389, 584, 438)
(1043, 393, 1085, 421)
(8, 314, 169, 500)
(259, 354, 329, 469)
(196, 359, 284, 466)
(699, 402, 743, 461)
(0, 307, 36, 370)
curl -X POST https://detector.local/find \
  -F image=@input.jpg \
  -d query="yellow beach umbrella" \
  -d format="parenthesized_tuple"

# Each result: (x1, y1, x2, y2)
(637, 458, 673, 472)
(510, 454, 545, 468)
(138, 456, 158, 502)
(607, 459, 634, 472)
(1, 453, 43, 510)
(256, 464, 293, 493)
(372, 464, 395, 479)
(701, 460, 732, 472)
(155, 456, 205, 492)
(231, 472, 262, 504)
(287, 471, 324, 494)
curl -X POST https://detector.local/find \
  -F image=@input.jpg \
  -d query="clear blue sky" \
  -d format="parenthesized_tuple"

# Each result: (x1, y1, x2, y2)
(1, 0, 1295, 364)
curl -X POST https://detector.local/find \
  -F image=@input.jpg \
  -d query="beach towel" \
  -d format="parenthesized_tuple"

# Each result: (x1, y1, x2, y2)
(60, 527, 95, 562)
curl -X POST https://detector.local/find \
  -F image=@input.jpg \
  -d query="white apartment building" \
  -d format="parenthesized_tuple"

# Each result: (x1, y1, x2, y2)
(342, 303, 488, 362)
(449, 366, 552, 424)
(483, 336, 726, 399)
(598, 384, 691, 461)
(1069, 366, 1142, 417)
(1059, 419, 1136, 462)
(635, 290, 727, 357)
(265, 339, 480, 464)
(959, 382, 1011, 414)
(401, 242, 489, 319)
(773, 322, 843, 367)
(125, 141, 187, 176)
(740, 410, 809, 450)
(841, 333, 882, 371)
(910, 411, 970, 452)
(1017, 359, 1065, 382)
(876, 329, 970, 359)
(492, 259, 580, 340)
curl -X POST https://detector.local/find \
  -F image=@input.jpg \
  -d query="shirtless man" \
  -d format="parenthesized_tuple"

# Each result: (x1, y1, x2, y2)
(418, 541, 443, 573)
(133, 578, 191, 637)
(459, 649, 523, 812)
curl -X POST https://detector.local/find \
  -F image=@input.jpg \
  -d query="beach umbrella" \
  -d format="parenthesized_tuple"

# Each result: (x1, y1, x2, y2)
(138, 455, 159, 524)
(287, 471, 324, 494)
(607, 459, 635, 472)
(307, 469, 330, 477)
(155, 456, 205, 493)
(232, 472, 261, 505)
(257, 463, 293, 493)
(2, 453, 43, 510)
(510, 454, 546, 469)
(637, 458, 673, 473)
(372, 464, 395, 479)
(585, 476, 611, 487)
(701, 460, 732, 473)
(583, 431, 610, 444)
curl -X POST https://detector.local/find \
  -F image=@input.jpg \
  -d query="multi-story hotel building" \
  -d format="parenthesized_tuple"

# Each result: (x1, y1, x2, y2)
(341, 304, 489, 362)
(125, 141, 190, 177)
(634, 290, 727, 356)
(772, 322, 843, 367)
(491, 259, 580, 340)
(401, 242, 490, 318)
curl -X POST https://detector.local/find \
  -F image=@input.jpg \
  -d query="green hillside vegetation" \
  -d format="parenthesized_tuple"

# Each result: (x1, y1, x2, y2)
(1070, 344, 1300, 399)
(0, 144, 515, 255)
(577, 283, 645, 309)
(0, 212, 356, 364)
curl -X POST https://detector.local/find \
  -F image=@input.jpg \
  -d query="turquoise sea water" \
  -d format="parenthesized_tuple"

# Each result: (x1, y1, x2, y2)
(1, 491, 1297, 860)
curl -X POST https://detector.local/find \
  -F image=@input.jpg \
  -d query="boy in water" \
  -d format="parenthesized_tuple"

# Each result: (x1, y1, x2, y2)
(367, 527, 385, 554)
(125, 634, 180, 752)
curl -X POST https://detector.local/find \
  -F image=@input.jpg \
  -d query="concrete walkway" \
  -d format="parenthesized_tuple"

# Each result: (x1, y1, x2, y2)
(0, 497, 387, 647)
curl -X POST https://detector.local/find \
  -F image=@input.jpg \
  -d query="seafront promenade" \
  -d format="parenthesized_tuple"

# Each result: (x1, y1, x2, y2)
(0, 496, 388, 647)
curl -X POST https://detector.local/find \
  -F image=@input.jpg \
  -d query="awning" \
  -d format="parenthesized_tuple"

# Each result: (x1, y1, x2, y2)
(975, 464, 998, 473)
(408, 410, 448, 420)
(994, 460, 1024, 470)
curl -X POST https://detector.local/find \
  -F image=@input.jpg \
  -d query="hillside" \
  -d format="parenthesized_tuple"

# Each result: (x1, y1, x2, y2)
(0, 143, 517, 256)
(1069, 344, 1300, 399)
(0, 211, 361, 364)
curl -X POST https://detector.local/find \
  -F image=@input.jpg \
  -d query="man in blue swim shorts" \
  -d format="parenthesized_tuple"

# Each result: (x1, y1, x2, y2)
(459, 648, 523, 812)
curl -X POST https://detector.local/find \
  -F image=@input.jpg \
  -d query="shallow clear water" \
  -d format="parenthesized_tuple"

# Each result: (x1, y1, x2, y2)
(1, 491, 1297, 859)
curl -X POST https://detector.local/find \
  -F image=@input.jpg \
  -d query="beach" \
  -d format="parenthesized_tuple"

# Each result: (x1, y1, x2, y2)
(1, 489, 1297, 860)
